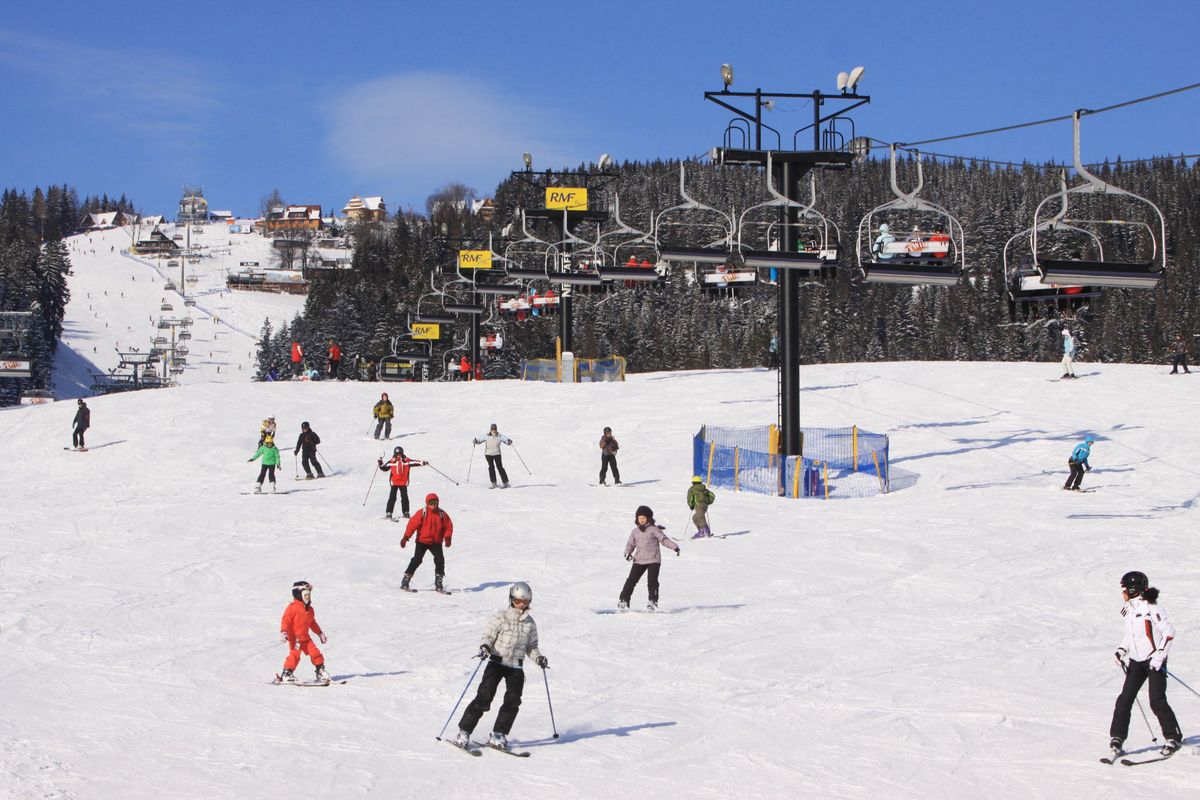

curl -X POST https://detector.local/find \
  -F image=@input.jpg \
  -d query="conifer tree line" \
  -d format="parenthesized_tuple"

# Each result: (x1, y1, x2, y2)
(0, 187, 83, 404)
(278, 155, 1199, 379)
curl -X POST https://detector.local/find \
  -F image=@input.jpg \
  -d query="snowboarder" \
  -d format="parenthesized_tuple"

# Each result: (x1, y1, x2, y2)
(453, 582, 547, 752)
(1060, 329, 1077, 379)
(474, 423, 512, 488)
(619, 505, 679, 611)
(1064, 436, 1094, 491)
(687, 476, 716, 537)
(400, 493, 453, 591)
(294, 422, 324, 479)
(599, 426, 621, 485)
(278, 580, 329, 685)
(328, 339, 342, 379)
(248, 434, 281, 492)
(71, 399, 90, 450)
(373, 392, 394, 439)
(259, 416, 277, 446)
(1108, 571, 1182, 759)
(1169, 333, 1191, 374)
(378, 446, 426, 519)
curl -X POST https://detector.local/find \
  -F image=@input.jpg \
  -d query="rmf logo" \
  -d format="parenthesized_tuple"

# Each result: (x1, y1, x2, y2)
(458, 250, 492, 270)
(545, 188, 588, 211)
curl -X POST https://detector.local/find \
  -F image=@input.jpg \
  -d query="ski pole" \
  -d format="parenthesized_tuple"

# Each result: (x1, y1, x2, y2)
(511, 443, 532, 475)
(466, 442, 478, 482)
(316, 448, 335, 473)
(424, 461, 461, 486)
(1166, 668, 1200, 700)
(294, 453, 300, 480)
(362, 459, 380, 506)
(541, 666, 559, 739)
(436, 656, 486, 741)
(1118, 659, 1159, 745)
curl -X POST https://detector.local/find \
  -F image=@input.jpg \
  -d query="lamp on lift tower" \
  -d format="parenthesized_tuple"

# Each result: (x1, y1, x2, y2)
(849, 136, 872, 163)
(598, 153, 612, 170)
(837, 66, 865, 95)
(522, 152, 533, 171)
(720, 63, 733, 91)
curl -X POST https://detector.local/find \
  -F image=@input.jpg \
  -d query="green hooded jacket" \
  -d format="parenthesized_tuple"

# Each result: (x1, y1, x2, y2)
(250, 444, 281, 466)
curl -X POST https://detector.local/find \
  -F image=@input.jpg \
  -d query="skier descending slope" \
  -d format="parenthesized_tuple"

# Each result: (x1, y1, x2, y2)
(1060, 329, 1078, 379)
(687, 476, 716, 537)
(1063, 437, 1094, 491)
(598, 426, 621, 485)
(278, 581, 330, 685)
(71, 399, 90, 450)
(1108, 571, 1182, 761)
(619, 505, 680, 611)
(453, 582, 548, 753)
(378, 446, 426, 520)
(473, 423, 513, 488)
(400, 493, 453, 592)
(248, 434, 281, 493)
(294, 422, 324, 480)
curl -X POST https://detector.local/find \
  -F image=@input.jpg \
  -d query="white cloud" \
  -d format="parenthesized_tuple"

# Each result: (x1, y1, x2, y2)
(324, 72, 585, 198)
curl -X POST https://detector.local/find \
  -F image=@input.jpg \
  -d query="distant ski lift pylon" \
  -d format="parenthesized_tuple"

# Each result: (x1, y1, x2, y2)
(1033, 111, 1165, 290)
(653, 164, 736, 266)
(856, 145, 965, 286)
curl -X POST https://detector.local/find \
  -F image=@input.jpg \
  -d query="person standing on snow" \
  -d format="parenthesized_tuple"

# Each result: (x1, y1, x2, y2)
(327, 339, 342, 379)
(1060, 329, 1077, 379)
(248, 434, 281, 492)
(378, 446, 426, 520)
(400, 493, 453, 592)
(599, 426, 621, 485)
(687, 476, 716, 537)
(372, 392, 394, 439)
(294, 421, 324, 479)
(259, 416, 277, 446)
(1064, 436, 1094, 491)
(71, 399, 90, 450)
(1169, 334, 1191, 375)
(619, 505, 680, 612)
(290, 341, 304, 372)
(278, 580, 330, 685)
(453, 582, 547, 752)
(1107, 571, 1183, 760)
(474, 423, 512, 488)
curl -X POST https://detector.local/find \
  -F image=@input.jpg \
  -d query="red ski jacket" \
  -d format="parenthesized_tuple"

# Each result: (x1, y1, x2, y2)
(280, 599, 323, 643)
(381, 456, 423, 486)
(402, 495, 453, 546)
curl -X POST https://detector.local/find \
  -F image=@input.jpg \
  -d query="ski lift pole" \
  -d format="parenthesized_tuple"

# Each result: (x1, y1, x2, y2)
(510, 442, 532, 475)
(423, 460, 461, 486)
(362, 459, 381, 506)
(466, 441, 478, 482)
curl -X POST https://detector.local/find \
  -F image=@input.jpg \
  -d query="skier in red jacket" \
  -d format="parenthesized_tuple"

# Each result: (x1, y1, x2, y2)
(400, 493, 454, 592)
(378, 446, 426, 520)
(278, 581, 329, 684)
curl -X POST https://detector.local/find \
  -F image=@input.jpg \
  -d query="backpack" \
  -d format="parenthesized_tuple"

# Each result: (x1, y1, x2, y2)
(704, 490, 716, 505)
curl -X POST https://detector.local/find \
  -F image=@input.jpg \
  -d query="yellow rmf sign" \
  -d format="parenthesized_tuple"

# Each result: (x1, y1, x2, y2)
(545, 187, 588, 211)
(458, 250, 492, 270)
(411, 323, 440, 340)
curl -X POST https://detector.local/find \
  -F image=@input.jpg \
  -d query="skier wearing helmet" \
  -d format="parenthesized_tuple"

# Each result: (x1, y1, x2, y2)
(400, 493, 453, 592)
(598, 426, 621, 485)
(453, 582, 547, 753)
(1107, 571, 1182, 761)
(473, 423, 513, 488)
(248, 434, 281, 493)
(378, 446, 427, 520)
(277, 581, 329, 685)
(294, 421, 324, 479)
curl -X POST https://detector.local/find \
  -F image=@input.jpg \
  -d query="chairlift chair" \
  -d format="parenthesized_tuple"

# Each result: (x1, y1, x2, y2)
(184, 298, 197, 307)
(653, 164, 736, 266)
(737, 157, 839, 273)
(180, 317, 193, 327)
(153, 336, 168, 347)
(856, 146, 965, 286)
(167, 260, 180, 268)
(185, 274, 199, 285)
(178, 331, 192, 341)
(160, 302, 174, 312)
(1033, 111, 1165, 290)
(164, 281, 177, 292)
(176, 345, 190, 356)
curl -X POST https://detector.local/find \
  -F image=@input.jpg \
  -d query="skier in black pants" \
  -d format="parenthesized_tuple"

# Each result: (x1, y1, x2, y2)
(618, 505, 680, 611)
(72, 399, 90, 450)
(1064, 436, 1094, 491)
(474, 423, 512, 488)
(293, 422, 324, 479)
(1108, 571, 1183, 760)
(453, 582, 547, 752)
(599, 426, 621, 485)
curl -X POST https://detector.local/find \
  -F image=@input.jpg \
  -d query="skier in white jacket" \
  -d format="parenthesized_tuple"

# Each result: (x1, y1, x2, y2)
(1108, 571, 1182, 759)
(473, 423, 513, 488)
(455, 582, 547, 751)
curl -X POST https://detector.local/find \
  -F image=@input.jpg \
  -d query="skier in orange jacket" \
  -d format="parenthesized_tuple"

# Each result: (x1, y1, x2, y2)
(278, 581, 329, 684)
(400, 493, 454, 592)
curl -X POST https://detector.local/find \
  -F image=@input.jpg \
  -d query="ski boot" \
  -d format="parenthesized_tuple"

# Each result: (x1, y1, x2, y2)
(487, 732, 508, 751)
(271, 482, 277, 493)
(692, 526, 709, 539)
(435, 574, 445, 593)
(305, 475, 314, 481)
(1108, 737, 1123, 759)
(385, 513, 394, 521)
(401, 512, 410, 519)
(315, 664, 330, 684)
(599, 479, 606, 485)
(400, 573, 412, 591)
(614, 480, 622, 485)
(1160, 739, 1182, 757)
(617, 600, 629, 611)
(254, 483, 263, 494)
(454, 729, 472, 747)
(647, 600, 658, 612)
(490, 482, 497, 489)
(502, 481, 510, 488)
(279, 668, 297, 684)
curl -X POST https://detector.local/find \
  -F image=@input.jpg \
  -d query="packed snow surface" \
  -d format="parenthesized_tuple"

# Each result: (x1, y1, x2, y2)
(3, 358, 1198, 798)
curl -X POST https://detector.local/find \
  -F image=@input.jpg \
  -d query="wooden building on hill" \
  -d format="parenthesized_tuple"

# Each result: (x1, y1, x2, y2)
(342, 195, 387, 223)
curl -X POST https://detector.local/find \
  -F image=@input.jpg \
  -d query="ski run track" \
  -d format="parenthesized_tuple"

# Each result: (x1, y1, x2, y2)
(1, 227, 1198, 798)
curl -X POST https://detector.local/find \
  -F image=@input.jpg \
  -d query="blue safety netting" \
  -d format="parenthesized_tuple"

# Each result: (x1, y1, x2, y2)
(520, 355, 626, 383)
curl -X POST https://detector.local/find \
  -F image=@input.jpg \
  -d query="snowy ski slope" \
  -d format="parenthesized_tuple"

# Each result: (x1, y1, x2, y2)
(3, 357, 1198, 798)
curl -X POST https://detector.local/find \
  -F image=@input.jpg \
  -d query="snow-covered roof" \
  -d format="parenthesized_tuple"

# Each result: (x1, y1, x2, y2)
(210, 210, 233, 219)
(89, 212, 119, 228)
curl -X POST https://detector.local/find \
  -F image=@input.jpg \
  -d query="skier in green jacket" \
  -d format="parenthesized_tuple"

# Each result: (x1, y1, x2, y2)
(249, 434, 282, 493)
(687, 476, 715, 538)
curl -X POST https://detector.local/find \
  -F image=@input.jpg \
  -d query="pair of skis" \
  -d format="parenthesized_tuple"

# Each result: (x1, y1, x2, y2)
(401, 586, 453, 595)
(272, 673, 346, 687)
(445, 739, 530, 758)
(1100, 748, 1180, 766)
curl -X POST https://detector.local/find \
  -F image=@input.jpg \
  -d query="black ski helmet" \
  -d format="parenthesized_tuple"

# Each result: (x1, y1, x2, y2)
(301, 421, 310, 429)
(1120, 571, 1148, 598)
(292, 580, 312, 602)
(393, 446, 404, 456)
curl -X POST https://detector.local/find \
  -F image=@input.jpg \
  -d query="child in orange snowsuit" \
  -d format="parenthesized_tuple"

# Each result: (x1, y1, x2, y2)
(279, 580, 329, 684)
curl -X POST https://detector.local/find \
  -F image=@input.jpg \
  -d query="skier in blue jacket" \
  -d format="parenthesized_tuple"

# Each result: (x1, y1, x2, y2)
(1064, 436, 1094, 491)
(1061, 329, 1077, 379)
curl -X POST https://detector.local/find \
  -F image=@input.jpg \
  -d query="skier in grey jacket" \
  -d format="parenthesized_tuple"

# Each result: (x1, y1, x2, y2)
(473, 423, 513, 488)
(455, 582, 547, 752)
(619, 505, 680, 611)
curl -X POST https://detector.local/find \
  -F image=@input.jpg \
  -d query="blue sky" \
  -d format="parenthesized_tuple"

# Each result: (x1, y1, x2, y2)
(1, 0, 1196, 218)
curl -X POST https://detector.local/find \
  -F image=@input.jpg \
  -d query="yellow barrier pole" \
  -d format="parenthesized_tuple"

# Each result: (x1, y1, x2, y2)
(733, 447, 740, 492)
(822, 461, 830, 500)
(706, 441, 716, 485)
(792, 457, 801, 498)
(871, 450, 886, 494)
(768, 424, 778, 471)
(852, 425, 858, 472)
(555, 337, 562, 383)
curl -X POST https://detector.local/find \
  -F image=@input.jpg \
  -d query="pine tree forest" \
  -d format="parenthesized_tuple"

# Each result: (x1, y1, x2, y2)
(272, 156, 1200, 380)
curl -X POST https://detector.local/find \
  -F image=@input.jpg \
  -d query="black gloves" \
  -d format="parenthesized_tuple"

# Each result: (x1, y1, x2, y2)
(536, 656, 548, 669)
(479, 644, 496, 659)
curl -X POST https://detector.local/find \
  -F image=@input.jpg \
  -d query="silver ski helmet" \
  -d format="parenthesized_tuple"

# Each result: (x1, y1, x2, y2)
(292, 580, 312, 604)
(509, 581, 532, 607)
(1120, 571, 1148, 598)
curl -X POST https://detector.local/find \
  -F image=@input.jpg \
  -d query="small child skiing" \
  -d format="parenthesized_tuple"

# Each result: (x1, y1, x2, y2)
(278, 581, 329, 685)
(453, 582, 548, 752)
(373, 393, 394, 439)
(378, 446, 426, 520)
(619, 505, 680, 611)
(599, 426, 621, 485)
(687, 475, 715, 537)
(473, 423, 513, 488)
(1064, 436, 1094, 491)
(400, 493, 453, 592)
(1107, 571, 1182, 759)
(248, 434, 281, 492)
(259, 416, 277, 446)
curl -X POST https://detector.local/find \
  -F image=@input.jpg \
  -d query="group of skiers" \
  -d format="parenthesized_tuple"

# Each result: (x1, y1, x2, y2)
(247, 416, 328, 491)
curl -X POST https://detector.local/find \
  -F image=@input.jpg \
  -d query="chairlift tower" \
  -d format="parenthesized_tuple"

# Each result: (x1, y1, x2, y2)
(702, 76, 870, 457)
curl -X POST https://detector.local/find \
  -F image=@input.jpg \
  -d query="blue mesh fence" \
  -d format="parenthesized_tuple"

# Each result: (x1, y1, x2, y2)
(520, 355, 626, 383)
(693, 424, 890, 499)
